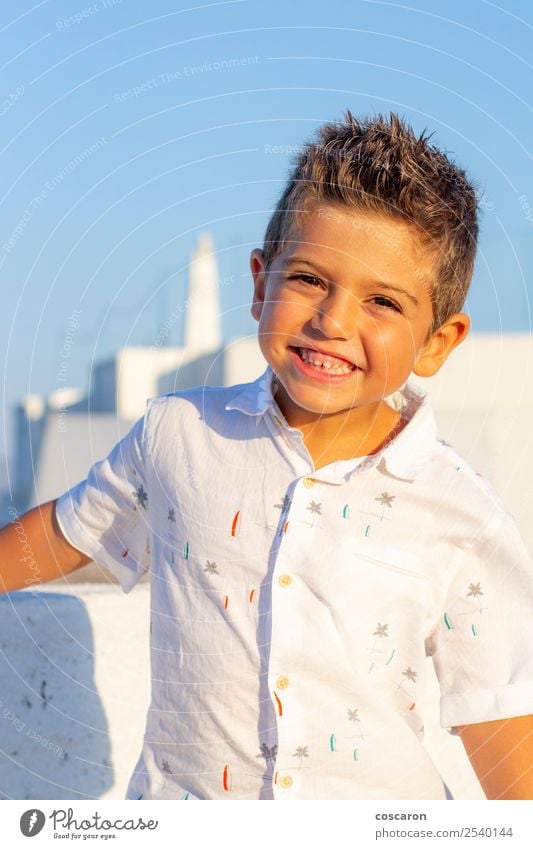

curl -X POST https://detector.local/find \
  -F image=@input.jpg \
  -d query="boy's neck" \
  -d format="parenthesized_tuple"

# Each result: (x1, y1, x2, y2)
(272, 381, 405, 468)
(301, 407, 405, 469)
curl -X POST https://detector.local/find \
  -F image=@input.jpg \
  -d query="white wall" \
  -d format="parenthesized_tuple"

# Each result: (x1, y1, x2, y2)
(116, 348, 186, 421)
(0, 585, 150, 800)
(224, 336, 268, 384)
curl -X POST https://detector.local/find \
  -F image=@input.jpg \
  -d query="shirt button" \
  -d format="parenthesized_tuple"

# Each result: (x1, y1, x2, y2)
(276, 675, 289, 690)
(279, 774, 293, 789)
(303, 477, 316, 488)
(278, 574, 292, 587)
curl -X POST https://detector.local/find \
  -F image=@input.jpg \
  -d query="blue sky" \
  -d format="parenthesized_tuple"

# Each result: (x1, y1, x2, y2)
(1, 0, 533, 461)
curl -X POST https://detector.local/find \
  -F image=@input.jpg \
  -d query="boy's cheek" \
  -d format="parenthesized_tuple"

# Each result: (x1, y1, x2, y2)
(261, 300, 305, 331)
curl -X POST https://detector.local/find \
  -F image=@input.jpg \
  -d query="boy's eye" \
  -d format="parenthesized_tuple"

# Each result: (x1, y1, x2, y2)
(287, 273, 324, 288)
(371, 295, 401, 312)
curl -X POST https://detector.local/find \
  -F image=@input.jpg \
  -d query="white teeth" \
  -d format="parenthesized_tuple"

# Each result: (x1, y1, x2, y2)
(299, 348, 354, 374)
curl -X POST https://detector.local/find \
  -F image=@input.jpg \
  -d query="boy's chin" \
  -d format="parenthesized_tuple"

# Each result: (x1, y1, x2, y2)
(276, 385, 363, 420)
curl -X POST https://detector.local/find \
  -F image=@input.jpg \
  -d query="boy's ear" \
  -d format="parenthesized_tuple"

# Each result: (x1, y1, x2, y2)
(250, 248, 267, 321)
(250, 248, 267, 322)
(413, 312, 470, 377)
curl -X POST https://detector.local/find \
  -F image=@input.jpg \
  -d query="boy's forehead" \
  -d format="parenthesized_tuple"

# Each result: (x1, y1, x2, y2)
(279, 203, 437, 290)
(288, 203, 425, 253)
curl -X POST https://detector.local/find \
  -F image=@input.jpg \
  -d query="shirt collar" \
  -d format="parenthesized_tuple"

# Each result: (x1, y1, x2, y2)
(374, 380, 437, 481)
(225, 367, 437, 481)
(225, 366, 278, 416)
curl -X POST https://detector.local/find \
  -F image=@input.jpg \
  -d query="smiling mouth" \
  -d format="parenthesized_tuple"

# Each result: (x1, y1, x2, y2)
(293, 346, 357, 375)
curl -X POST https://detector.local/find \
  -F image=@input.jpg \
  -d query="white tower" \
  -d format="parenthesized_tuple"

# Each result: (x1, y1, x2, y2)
(184, 232, 222, 355)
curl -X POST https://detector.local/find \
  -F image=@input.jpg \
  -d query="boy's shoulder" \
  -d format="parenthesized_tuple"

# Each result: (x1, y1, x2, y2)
(143, 369, 271, 427)
(388, 381, 511, 525)
(425, 433, 510, 524)
(149, 381, 238, 409)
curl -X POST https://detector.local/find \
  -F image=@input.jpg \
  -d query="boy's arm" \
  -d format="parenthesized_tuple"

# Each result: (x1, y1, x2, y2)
(454, 715, 533, 799)
(0, 500, 92, 594)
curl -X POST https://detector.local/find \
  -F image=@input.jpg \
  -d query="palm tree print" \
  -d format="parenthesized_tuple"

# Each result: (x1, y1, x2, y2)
(462, 581, 487, 620)
(292, 745, 309, 768)
(132, 484, 148, 510)
(263, 494, 292, 534)
(168, 507, 176, 523)
(393, 666, 418, 704)
(256, 742, 277, 766)
(274, 494, 291, 513)
(374, 491, 395, 520)
(346, 707, 366, 741)
(465, 581, 486, 616)
(402, 666, 417, 683)
(204, 560, 220, 581)
(369, 622, 390, 661)
(306, 500, 322, 526)
(162, 759, 172, 774)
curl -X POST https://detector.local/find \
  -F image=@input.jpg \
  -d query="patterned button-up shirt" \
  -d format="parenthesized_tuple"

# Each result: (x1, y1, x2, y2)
(55, 367, 533, 799)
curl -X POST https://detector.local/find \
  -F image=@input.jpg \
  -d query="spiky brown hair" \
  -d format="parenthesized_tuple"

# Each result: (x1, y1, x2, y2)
(262, 111, 479, 332)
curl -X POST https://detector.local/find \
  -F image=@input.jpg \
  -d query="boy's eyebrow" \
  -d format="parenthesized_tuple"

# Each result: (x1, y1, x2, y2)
(284, 257, 420, 306)
(284, 257, 331, 274)
(373, 281, 419, 307)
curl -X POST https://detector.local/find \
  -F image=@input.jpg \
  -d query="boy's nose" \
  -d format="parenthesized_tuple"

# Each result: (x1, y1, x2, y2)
(310, 291, 361, 340)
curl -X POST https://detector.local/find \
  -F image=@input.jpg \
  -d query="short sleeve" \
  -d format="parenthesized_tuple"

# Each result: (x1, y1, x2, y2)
(426, 510, 533, 728)
(54, 414, 151, 593)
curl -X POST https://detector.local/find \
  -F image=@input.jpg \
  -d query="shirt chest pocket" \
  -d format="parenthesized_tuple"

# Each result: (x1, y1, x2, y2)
(330, 539, 431, 623)
(350, 544, 428, 581)
(331, 542, 430, 671)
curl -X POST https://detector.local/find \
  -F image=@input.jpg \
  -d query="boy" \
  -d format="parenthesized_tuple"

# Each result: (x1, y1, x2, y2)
(1, 112, 532, 800)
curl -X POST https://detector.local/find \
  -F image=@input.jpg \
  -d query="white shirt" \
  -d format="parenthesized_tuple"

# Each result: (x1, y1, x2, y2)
(55, 367, 533, 800)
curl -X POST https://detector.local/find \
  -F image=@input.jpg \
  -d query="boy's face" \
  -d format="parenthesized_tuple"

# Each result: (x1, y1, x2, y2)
(250, 203, 468, 429)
